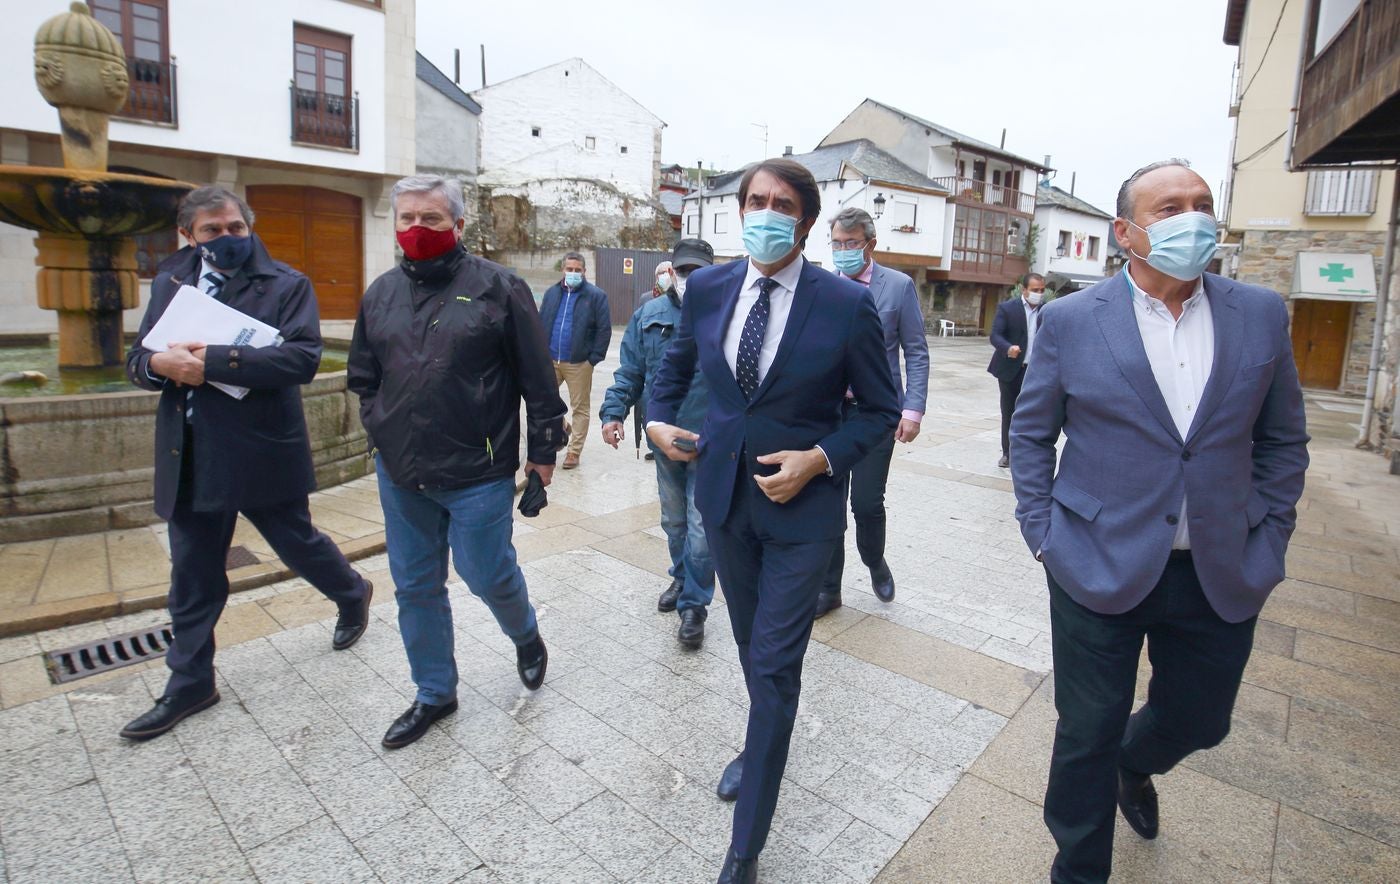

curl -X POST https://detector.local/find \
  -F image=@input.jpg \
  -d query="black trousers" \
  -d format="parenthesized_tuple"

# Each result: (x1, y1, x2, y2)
(998, 366, 1026, 459)
(1044, 555, 1257, 883)
(163, 429, 366, 700)
(709, 469, 836, 859)
(823, 402, 896, 593)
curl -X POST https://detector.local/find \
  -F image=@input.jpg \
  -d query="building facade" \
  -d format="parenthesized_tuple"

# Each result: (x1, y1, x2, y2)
(414, 51, 481, 240)
(818, 99, 1050, 333)
(1223, 0, 1396, 396)
(1032, 184, 1112, 293)
(0, 0, 417, 328)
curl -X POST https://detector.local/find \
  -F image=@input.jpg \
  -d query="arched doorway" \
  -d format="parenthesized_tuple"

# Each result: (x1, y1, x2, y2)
(246, 185, 364, 319)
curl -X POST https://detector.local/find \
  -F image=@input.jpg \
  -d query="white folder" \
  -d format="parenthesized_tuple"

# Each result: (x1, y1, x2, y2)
(141, 285, 282, 399)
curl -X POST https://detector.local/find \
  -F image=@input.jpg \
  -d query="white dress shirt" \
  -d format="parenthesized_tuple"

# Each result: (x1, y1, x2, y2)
(1023, 299, 1040, 364)
(1125, 268, 1214, 549)
(721, 256, 804, 387)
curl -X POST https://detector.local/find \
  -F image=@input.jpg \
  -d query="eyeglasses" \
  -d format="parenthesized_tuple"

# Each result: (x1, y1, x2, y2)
(830, 240, 868, 252)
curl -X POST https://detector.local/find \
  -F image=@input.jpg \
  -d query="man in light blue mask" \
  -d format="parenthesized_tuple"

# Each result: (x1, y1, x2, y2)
(1010, 160, 1308, 883)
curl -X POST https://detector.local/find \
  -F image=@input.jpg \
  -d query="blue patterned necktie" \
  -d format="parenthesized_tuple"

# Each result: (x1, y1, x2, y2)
(201, 271, 226, 298)
(736, 278, 776, 400)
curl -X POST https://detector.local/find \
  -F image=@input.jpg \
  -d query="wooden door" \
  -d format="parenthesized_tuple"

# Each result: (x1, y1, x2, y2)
(246, 185, 364, 319)
(1290, 298, 1351, 389)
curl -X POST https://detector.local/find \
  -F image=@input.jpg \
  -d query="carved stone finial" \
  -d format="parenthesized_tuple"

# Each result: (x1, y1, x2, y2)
(32, 1, 129, 170)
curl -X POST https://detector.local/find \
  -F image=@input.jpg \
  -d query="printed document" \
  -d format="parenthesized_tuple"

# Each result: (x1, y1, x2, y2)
(141, 285, 282, 399)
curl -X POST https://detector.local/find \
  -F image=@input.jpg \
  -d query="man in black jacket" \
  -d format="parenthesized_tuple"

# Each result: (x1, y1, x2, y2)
(538, 253, 610, 469)
(121, 185, 372, 741)
(987, 273, 1047, 468)
(349, 175, 568, 749)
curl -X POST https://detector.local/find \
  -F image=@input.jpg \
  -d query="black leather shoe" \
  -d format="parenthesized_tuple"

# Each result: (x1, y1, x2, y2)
(717, 752, 743, 801)
(813, 591, 843, 619)
(716, 847, 757, 884)
(870, 560, 895, 603)
(678, 607, 706, 650)
(1117, 767, 1159, 839)
(657, 577, 683, 612)
(997, 454, 1010, 469)
(333, 579, 373, 651)
(119, 690, 220, 741)
(517, 634, 548, 690)
(382, 699, 458, 749)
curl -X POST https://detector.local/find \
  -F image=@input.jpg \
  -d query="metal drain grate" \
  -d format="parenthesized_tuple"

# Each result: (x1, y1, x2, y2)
(44, 624, 175, 685)
(226, 544, 259, 569)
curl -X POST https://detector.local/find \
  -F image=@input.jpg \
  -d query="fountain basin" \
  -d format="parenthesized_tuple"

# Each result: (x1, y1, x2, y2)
(0, 337, 369, 542)
(0, 165, 191, 236)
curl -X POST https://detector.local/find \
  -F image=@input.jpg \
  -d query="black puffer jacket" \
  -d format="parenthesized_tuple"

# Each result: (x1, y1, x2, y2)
(348, 247, 567, 491)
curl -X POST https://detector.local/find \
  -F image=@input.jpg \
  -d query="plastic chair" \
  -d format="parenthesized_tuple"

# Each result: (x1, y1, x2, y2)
(938, 319, 956, 338)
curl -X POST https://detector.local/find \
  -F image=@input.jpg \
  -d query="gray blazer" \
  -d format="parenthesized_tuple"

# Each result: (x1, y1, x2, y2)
(1010, 271, 1309, 623)
(867, 263, 930, 414)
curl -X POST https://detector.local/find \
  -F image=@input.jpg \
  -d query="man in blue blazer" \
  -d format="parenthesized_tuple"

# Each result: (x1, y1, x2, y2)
(1011, 160, 1308, 883)
(538, 252, 611, 468)
(647, 159, 899, 884)
(987, 273, 1047, 468)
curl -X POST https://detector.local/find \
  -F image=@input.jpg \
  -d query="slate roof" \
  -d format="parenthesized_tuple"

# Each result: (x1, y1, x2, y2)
(1035, 184, 1113, 220)
(689, 140, 947, 198)
(849, 99, 1051, 172)
(415, 52, 482, 115)
(659, 190, 683, 216)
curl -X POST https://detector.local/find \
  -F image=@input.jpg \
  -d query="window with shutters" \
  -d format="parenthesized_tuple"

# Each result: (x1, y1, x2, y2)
(1304, 168, 1380, 216)
(91, 0, 175, 125)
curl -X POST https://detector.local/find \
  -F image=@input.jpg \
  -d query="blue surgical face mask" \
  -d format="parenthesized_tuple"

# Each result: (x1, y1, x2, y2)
(563, 271, 583, 288)
(832, 248, 867, 276)
(1128, 212, 1218, 281)
(742, 209, 799, 264)
(197, 234, 253, 271)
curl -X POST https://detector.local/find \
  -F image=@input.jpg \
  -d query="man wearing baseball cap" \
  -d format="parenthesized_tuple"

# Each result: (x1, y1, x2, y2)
(600, 239, 717, 649)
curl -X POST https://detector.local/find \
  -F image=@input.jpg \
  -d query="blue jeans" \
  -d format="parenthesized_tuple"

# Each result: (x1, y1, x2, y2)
(376, 460, 538, 705)
(654, 452, 715, 612)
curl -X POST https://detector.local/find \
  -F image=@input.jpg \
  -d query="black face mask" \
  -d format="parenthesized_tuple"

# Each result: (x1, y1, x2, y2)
(197, 234, 253, 271)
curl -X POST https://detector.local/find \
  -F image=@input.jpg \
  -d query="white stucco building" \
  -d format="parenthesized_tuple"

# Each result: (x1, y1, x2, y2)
(0, 0, 416, 328)
(1031, 184, 1112, 292)
(680, 141, 949, 285)
(469, 57, 670, 251)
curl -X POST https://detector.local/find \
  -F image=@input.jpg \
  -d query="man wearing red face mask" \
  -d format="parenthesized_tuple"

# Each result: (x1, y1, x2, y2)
(348, 175, 568, 749)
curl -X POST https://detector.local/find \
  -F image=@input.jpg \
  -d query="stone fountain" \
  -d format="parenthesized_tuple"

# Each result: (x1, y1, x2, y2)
(0, 1, 193, 369)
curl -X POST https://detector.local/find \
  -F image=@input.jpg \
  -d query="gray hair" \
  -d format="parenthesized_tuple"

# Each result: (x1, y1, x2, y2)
(563, 251, 586, 268)
(390, 174, 465, 222)
(177, 185, 254, 231)
(1116, 159, 1192, 220)
(830, 206, 877, 240)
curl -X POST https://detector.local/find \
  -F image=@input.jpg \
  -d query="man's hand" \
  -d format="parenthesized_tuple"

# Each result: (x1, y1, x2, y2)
(895, 418, 921, 444)
(753, 448, 827, 504)
(525, 461, 555, 487)
(1007, 345, 1022, 359)
(600, 421, 625, 449)
(150, 342, 206, 387)
(645, 422, 699, 462)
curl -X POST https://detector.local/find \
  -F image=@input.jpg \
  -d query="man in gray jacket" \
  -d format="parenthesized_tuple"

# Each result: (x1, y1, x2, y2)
(816, 207, 930, 617)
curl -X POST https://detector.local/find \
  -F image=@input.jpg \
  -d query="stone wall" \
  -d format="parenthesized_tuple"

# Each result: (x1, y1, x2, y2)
(1236, 228, 1387, 396)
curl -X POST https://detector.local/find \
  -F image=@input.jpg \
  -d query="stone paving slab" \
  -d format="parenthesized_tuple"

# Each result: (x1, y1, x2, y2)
(0, 337, 1397, 882)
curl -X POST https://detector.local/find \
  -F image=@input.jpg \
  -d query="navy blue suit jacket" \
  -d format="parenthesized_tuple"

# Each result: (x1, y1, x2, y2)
(647, 258, 900, 543)
(987, 297, 1033, 381)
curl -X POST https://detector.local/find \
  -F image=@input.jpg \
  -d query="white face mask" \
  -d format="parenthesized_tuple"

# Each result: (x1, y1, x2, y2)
(675, 277, 688, 299)
(656, 273, 672, 291)
(1026, 290, 1044, 306)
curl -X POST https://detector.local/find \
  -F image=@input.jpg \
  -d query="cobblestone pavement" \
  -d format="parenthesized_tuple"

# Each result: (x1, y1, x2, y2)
(1, 337, 1398, 883)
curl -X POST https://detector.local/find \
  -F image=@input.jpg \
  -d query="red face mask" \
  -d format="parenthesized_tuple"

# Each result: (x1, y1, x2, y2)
(396, 225, 458, 261)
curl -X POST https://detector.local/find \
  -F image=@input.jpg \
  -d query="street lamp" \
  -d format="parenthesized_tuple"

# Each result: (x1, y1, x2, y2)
(872, 192, 886, 218)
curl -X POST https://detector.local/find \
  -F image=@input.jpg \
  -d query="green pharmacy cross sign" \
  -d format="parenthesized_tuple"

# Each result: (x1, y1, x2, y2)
(1319, 262, 1355, 284)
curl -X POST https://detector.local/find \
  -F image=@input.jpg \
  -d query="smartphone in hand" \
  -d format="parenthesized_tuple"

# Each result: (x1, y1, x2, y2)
(672, 437, 697, 453)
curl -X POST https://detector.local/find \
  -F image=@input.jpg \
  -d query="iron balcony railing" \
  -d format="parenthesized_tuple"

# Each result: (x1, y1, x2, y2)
(115, 57, 176, 125)
(931, 176, 1037, 215)
(290, 85, 359, 151)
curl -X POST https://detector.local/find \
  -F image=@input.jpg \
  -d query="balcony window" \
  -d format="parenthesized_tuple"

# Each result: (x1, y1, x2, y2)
(91, 0, 175, 125)
(1088, 236, 1101, 260)
(1304, 167, 1380, 215)
(686, 214, 698, 234)
(291, 24, 357, 151)
(713, 213, 728, 234)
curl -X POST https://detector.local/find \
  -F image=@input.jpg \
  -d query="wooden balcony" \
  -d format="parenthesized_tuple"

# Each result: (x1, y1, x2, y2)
(1293, 0, 1400, 166)
(930, 176, 1036, 216)
(942, 252, 1029, 285)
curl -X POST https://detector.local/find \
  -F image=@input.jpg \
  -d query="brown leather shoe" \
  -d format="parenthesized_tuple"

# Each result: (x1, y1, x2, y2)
(562, 453, 580, 470)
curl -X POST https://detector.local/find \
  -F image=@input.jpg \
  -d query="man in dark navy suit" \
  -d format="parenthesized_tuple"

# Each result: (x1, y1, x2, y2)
(988, 272, 1047, 468)
(646, 159, 900, 884)
(122, 186, 371, 741)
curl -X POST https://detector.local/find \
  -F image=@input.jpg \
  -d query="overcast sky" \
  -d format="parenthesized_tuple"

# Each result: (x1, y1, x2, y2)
(415, 0, 1241, 217)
